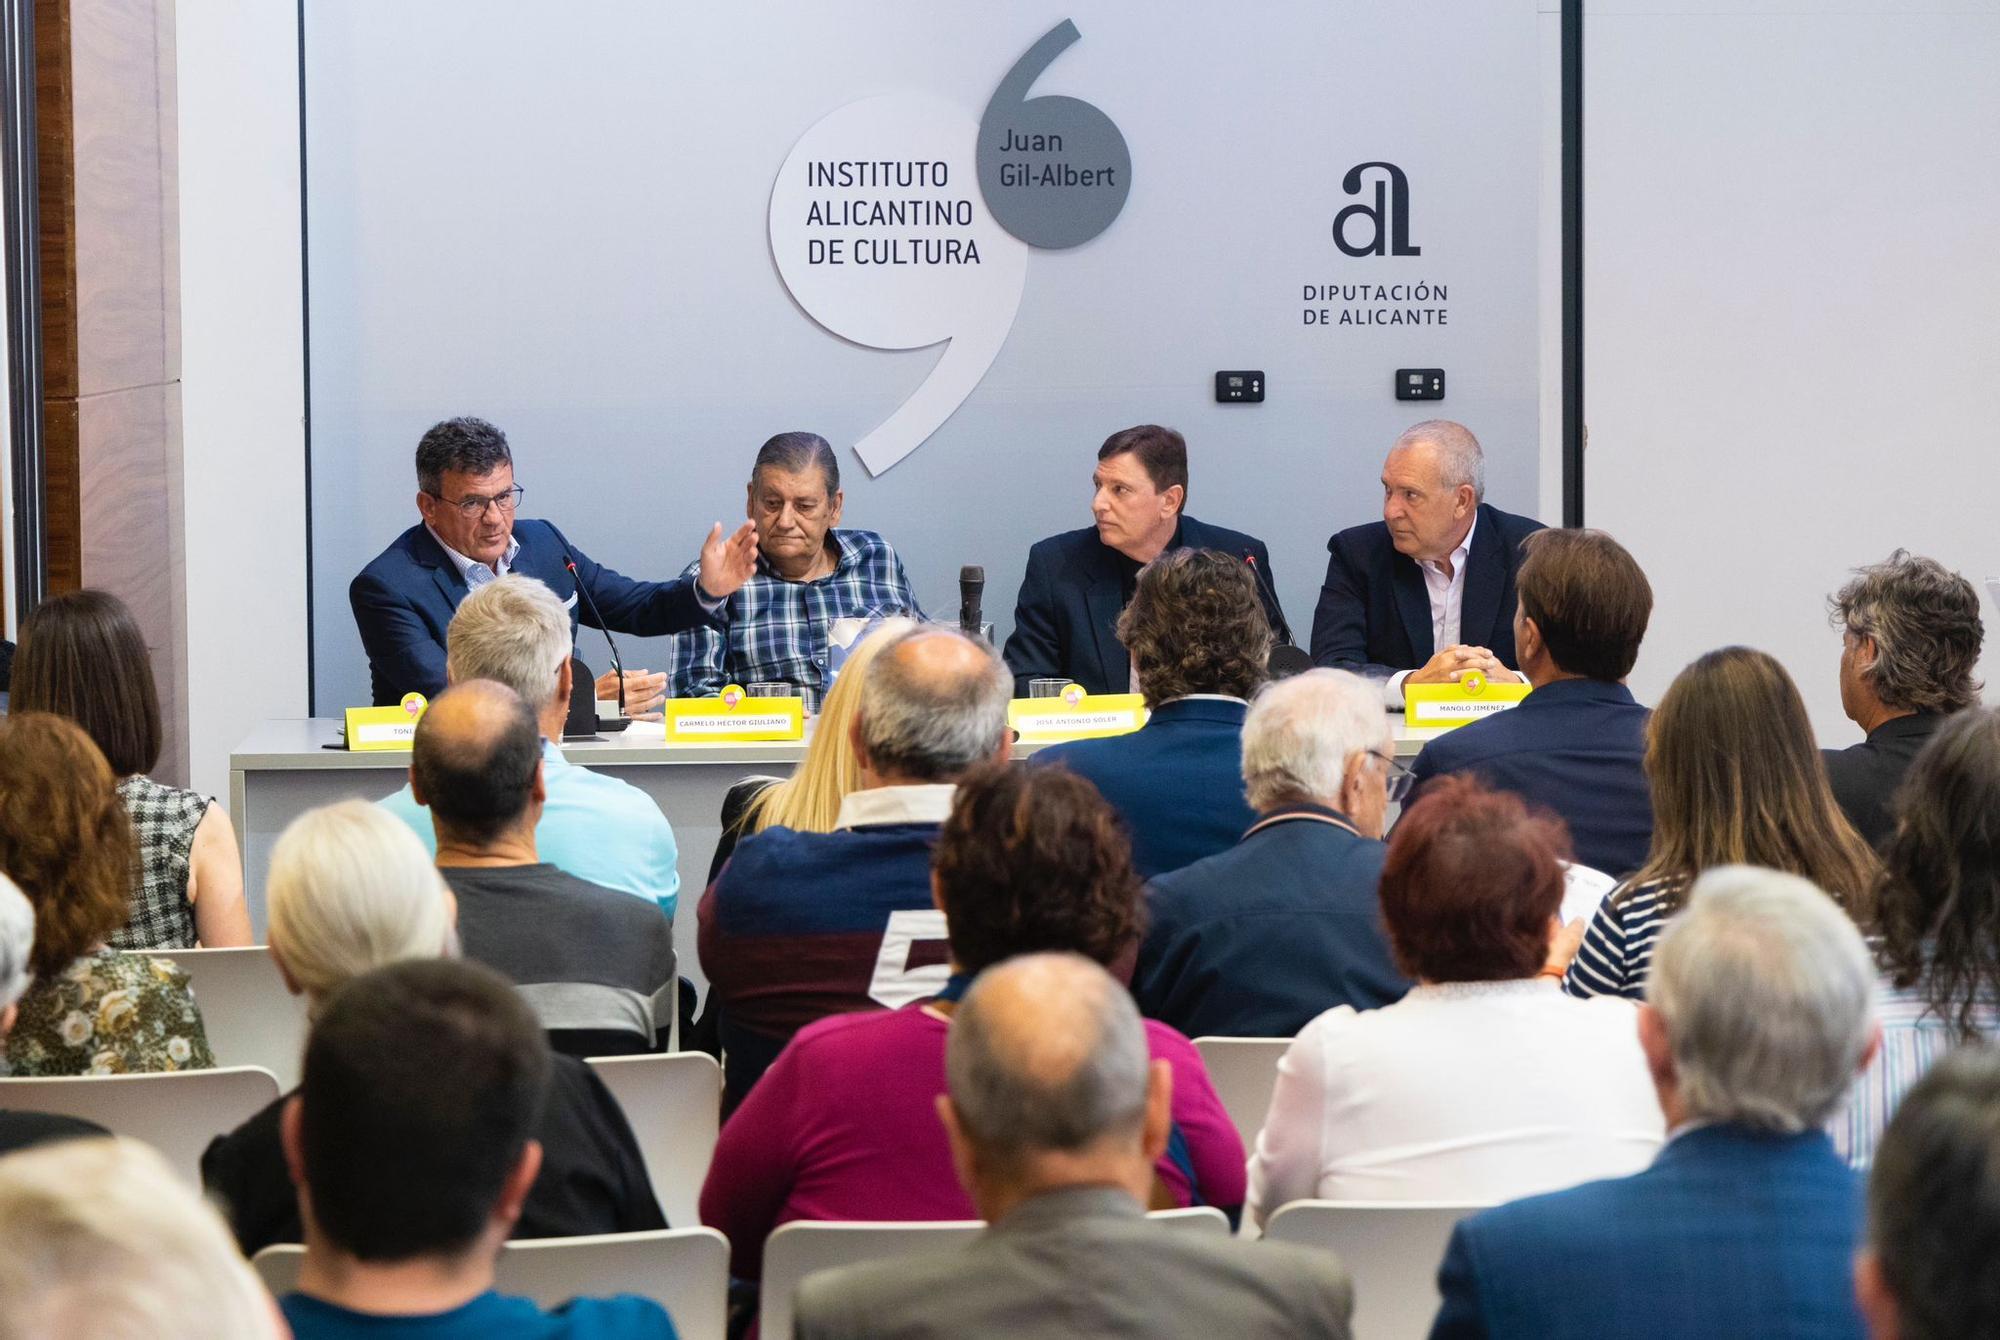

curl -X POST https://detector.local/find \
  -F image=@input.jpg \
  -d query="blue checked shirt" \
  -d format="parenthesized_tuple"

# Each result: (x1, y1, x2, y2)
(663, 529, 924, 710)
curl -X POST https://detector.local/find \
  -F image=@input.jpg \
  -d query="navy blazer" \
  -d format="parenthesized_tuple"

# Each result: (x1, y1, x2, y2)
(1408, 678, 1654, 878)
(1133, 806, 1410, 1039)
(1002, 516, 1289, 697)
(349, 520, 714, 706)
(1309, 503, 1545, 677)
(1429, 1126, 1865, 1340)
(1034, 697, 1256, 879)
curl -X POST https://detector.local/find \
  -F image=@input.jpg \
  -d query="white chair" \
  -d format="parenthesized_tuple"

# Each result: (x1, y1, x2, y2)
(1262, 1200, 1486, 1340)
(1192, 1036, 1292, 1151)
(140, 946, 310, 1090)
(0, 1066, 280, 1185)
(757, 1207, 1232, 1340)
(584, 1052, 719, 1228)
(253, 1228, 730, 1340)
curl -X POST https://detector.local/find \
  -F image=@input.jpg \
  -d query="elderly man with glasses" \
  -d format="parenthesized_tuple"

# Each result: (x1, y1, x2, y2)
(350, 416, 759, 710)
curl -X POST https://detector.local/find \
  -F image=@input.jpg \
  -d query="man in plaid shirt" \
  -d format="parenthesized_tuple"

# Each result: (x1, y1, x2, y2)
(665, 432, 924, 710)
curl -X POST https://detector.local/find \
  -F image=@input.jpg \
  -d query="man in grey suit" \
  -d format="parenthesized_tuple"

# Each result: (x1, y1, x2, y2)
(794, 953, 1355, 1340)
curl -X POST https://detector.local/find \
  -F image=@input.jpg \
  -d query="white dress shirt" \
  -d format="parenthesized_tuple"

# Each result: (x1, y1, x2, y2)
(1245, 977, 1664, 1227)
(834, 783, 958, 830)
(427, 525, 519, 587)
(1383, 512, 1477, 708)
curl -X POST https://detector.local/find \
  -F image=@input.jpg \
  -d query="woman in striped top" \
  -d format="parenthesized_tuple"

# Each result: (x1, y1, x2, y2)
(1559, 647, 1878, 1000)
(1835, 707, 2000, 1166)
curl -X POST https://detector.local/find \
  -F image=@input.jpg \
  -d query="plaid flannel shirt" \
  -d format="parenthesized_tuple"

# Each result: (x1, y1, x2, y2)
(663, 529, 924, 710)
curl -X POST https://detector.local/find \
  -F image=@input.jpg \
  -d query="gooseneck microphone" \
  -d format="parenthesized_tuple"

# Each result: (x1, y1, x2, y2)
(959, 565, 986, 639)
(559, 546, 627, 721)
(1243, 551, 1295, 646)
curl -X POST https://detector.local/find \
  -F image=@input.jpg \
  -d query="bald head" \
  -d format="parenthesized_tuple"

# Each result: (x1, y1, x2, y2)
(409, 680, 543, 846)
(855, 627, 1011, 784)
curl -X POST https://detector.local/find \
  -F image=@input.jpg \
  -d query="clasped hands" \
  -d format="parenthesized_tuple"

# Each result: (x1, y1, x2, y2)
(1406, 643, 1522, 687)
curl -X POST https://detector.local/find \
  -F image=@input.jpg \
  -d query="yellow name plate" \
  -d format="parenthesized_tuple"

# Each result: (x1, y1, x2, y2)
(344, 694, 428, 751)
(663, 685, 805, 743)
(1405, 675, 1532, 728)
(1008, 687, 1149, 744)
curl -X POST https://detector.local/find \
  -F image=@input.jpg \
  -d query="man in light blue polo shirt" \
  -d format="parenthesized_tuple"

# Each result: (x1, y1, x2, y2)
(377, 575, 679, 918)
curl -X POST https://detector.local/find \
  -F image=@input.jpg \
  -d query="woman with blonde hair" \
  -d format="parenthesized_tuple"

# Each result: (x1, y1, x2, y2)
(201, 800, 664, 1254)
(1559, 646, 1878, 999)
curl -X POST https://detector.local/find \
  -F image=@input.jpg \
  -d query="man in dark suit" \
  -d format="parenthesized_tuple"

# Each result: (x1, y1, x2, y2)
(350, 416, 759, 708)
(1824, 551, 1984, 848)
(1035, 549, 1270, 878)
(1003, 424, 1288, 696)
(1134, 669, 1410, 1039)
(1310, 420, 1544, 706)
(1408, 528, 1655, 878)
(795, 953, 1354, 1340)
(1429, 866, 1880, 1340)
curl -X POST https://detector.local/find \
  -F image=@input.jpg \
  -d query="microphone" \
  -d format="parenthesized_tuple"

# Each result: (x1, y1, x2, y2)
(1267, 645, 1314, 681)
(1243, 551, 1295, 645)
(559, 547, 627, 723)
(959, 565, 986, 639)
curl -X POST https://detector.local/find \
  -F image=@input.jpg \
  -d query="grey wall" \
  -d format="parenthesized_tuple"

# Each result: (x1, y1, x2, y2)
(304, 1, 1547, 709)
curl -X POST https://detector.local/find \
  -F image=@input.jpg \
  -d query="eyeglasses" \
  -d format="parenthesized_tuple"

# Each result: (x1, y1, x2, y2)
(1370, 749, 1415, 804)
(432, 484, 524, 519)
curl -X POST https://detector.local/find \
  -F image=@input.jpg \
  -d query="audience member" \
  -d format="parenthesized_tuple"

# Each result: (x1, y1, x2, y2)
(0, 874, 106, 1152)
(1132, 669, 1411, 1038)
(203, 799, 663, 1254)
(1247, 776, 1661, 1226)
(0, 1137, 281, 1340)
(10, 589, 252, 949)
(1003, 423, 1288, 696)
(278, 959, 677, 1339)
(1855, 1044, 2000, 1340)
(378, 575, 682, 917)
(1309, 419, 1544, 701)
(1559, 646, 1877, 999)
(1430, 866, 1879, 1339)
(1835, 707, 2000, 1166)
(1407, 528, 1654, 877)
(1825, 551, 1984, 848)
(793, 953, 1352, 1340)
(701, 762, 1244, 1282)
(1034, 547, 1271, 876)
(700, 626, 1010, 1103)
(0, 713, 212, 1077)
(665, 432, 923, 708)
(412, 681, 676, 1057)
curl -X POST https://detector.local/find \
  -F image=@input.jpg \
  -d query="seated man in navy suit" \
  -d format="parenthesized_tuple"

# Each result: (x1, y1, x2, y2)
(1310, 420, 1544, 706)
(1430, 866, 1881, 1340)
(1034, 549, 1270, 879)
(350, 416, 760, 708)
(1407, 528, 1655, 878)
(1003, 424, 1288, 696)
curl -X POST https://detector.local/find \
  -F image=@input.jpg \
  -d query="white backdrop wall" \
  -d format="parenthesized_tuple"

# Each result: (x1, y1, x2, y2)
(1584, 0, 2000, 742)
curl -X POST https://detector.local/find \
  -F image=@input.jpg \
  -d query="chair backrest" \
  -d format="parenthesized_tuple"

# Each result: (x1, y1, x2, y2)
(583, 1052, 720, 1228)
(253, 1228, 730, 1340)
(0, 1066, 281, 1185)
(1262, 1200, 1487, 1340)
(140, 946, 310, 1090)
(1191, 1036, 1292, 1151)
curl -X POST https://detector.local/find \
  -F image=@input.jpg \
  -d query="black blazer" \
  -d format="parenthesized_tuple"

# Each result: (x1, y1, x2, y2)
(1308, 503, 1545, 677)
(1002, 516, 1289, 697)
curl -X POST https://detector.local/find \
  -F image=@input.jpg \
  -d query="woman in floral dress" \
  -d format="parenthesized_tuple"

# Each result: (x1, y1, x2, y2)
(0, 713, 213, 1076)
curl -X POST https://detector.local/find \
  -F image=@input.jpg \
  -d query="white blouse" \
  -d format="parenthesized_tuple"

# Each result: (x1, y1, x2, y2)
(1246, 978, 1665, 1228)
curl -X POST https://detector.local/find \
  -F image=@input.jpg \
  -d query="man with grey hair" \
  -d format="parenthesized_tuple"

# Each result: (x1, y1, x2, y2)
(1430, 865, 1880, 1339)
(1132, 670, 1411, 1037)
(1309, 419, 1544, 707)
(378, 575, 683, 918)
(700, 626, 1011, 1104)
(0, 875, 107, 1153)
(795, 953, 1354, 1340)
(1826, 549, 1985, 847)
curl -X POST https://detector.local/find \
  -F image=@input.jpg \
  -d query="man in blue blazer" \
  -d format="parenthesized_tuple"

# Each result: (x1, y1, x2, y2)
(1134, 669, 1410, 1039)
(1429, 866, 1881, 1340)
(1310, 421, 1544, 705)
(1408, 528, 1655, 878)
(350, 417, 759, 707)
(1035, 548, 1271, 879)
(1003, 425, 1288, 697)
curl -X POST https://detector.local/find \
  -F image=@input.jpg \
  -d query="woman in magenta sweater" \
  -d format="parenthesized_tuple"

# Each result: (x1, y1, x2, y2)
(699, 760, 1246, 1281)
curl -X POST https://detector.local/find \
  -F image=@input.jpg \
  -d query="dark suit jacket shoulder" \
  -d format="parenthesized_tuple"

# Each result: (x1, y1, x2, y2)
(1309, 503, 1544, 677)
(1823, 713, 1942, 850)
